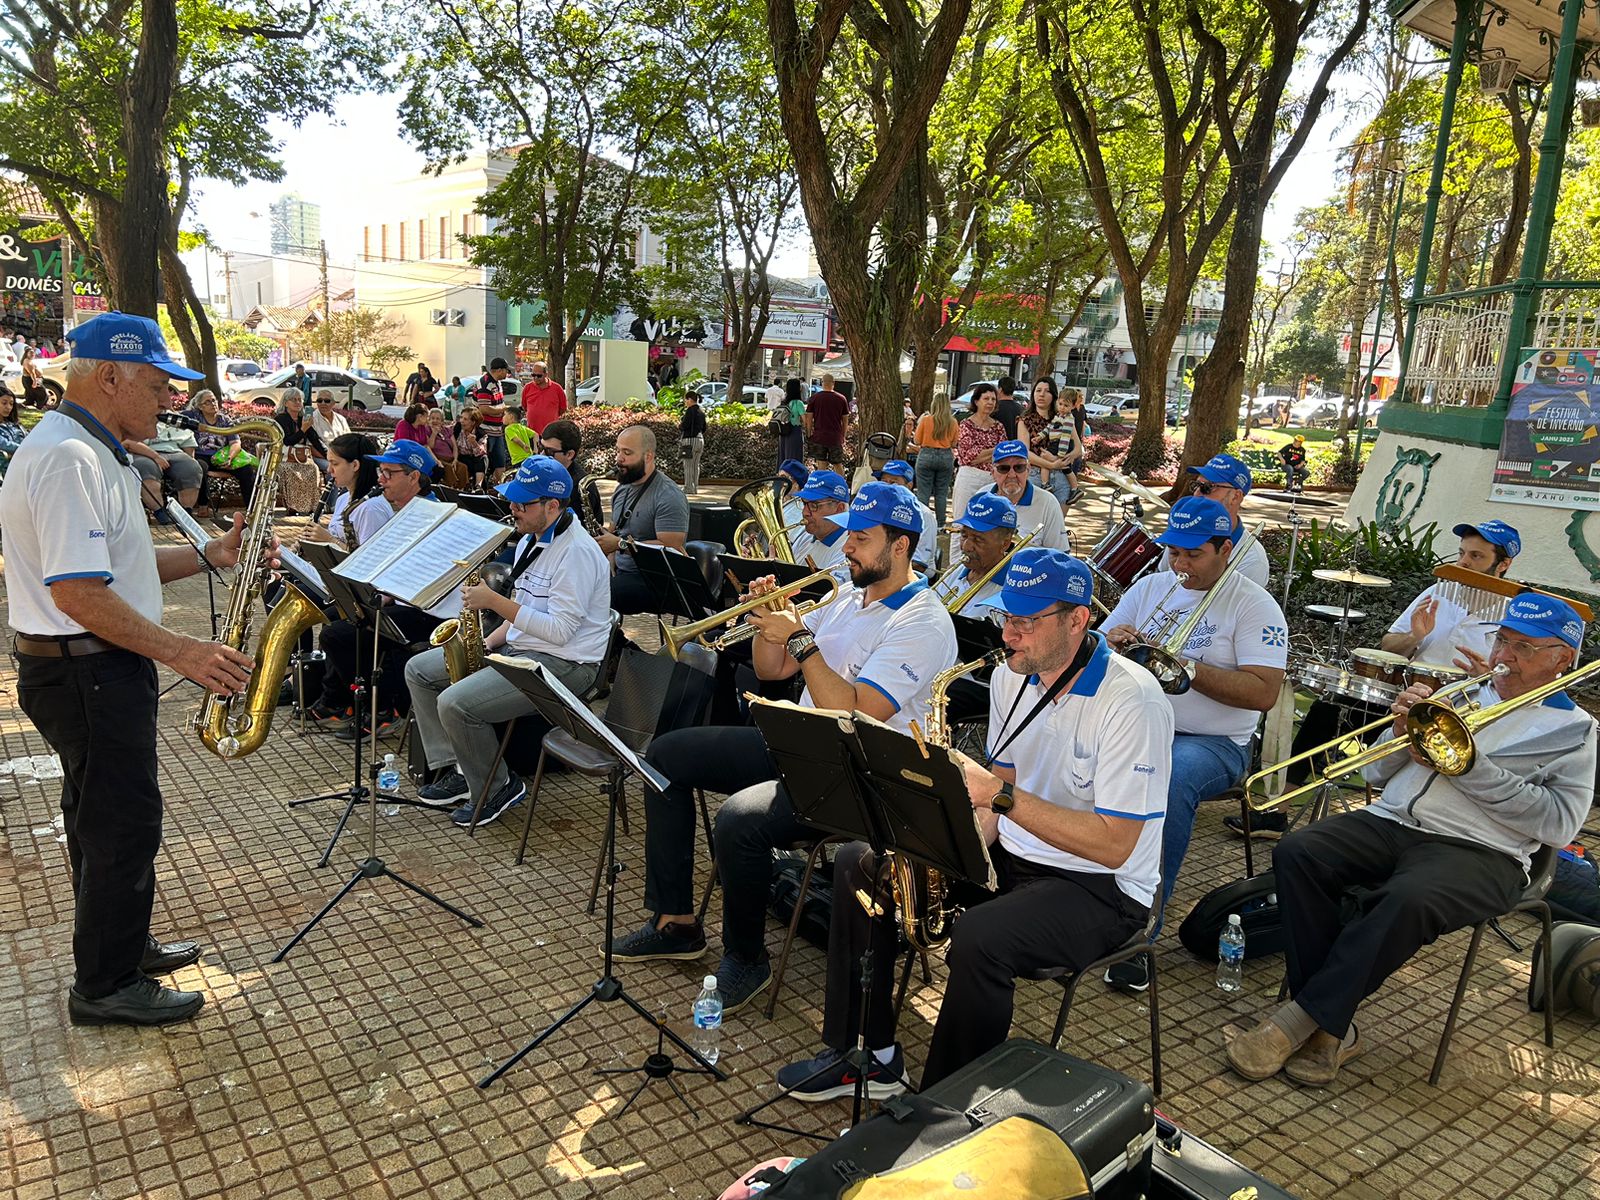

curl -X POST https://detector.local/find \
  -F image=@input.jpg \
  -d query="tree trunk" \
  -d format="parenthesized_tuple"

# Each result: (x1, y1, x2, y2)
(162, 243, 220, 395)
(1491, 89, 1533, 286)
(1123, 306, 1183, 478)
(115, 0, 177, 317)
(1337, 154, 1390, 437)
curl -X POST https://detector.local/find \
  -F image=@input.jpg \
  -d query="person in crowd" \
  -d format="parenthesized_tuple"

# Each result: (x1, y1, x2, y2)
(778, 549, 1170, 1096)
(1279, 434, 1309, 492)
(405, 455, 612, 827)
(679, 387, 708, 495)
(1226, 595, 1594, 1087)
(1021, 377, 1082, 511)
(503, 404, 535, 469)
(984, 440, 1068, 550)
(273, 390, 327, 512)
(19, 345, 48, 408)
(441, 375, 469, 419)
(455, 407, 489, 490)
(1100, 496, 1288, 991)
(125, 390, 203, 515)
(420, 407, 460, 486)
(185, 390, 257, 509)
(993, 375, 1024, 440)
(1050, 387, 1086, 499)
(764, 375, 785, 412)
(403, 362, 439, 408)
(804, 373, 849, 468)
(538, 418, 592, 528)
(953, 382, 1004, 517)
(595, 424, 690, 615)
(0, 386, 26, 478)
(519, 360, 568, 434)
(290, 362, 312, 403)
(307, 390, 351, 449)
(912, 390, 959, 531)
(776, 377, 806, 467)
(470, 357, 517, 473)
(616, 483, 958, 1015)
(873, 459, 937, 573)
(395, 402, 429, 446)
(1182, 453, 1270, 587)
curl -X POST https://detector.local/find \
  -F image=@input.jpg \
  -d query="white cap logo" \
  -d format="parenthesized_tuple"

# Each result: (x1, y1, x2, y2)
(108, 332, 144, 356)
(891, 504, 914, 524)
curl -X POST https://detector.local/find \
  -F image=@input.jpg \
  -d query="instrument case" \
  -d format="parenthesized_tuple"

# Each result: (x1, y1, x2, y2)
(1149, 1111, 1301, 1199)
(765, 1039, 1155, 1198)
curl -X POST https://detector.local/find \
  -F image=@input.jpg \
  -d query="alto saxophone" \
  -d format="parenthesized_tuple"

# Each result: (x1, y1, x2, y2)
(429, 572, 486, 684)
(859, 648, 1008, 952)
(196, 420, 328, 758)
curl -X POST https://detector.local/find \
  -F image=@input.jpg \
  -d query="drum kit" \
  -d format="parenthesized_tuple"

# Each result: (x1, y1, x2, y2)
(1084, 464, 1171, 601)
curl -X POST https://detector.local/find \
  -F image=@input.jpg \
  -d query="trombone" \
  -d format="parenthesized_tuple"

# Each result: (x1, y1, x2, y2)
(660, 568, 840, 659)
(1249, 658, 1600, 811)
(938, 527, 1039, 613)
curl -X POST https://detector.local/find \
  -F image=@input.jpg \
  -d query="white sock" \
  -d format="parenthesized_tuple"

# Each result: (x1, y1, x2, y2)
(872, 1045, 897, 1065)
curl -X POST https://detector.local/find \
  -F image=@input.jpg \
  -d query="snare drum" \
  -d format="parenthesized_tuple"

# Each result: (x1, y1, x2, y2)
(1407, 661, 1467, 691)
(1292, 657, 1347, 698)
(1091, 519, 1163, 589)
(1349, 648, 1408, 692)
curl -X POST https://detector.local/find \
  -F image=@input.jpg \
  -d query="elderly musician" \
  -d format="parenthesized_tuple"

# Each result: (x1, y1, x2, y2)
(778, 458, 809, 528)
(1227, 594, 1595, 1087)
(783, 469, 852, 578)
(1230, 518, 1523, 840)
(614, 483, 958, 1015)
(930, 494, 1021, 616)
(777, 550, 1173, 1098)
(403, 456, 611, 828)
(1183, 453, 1269, 588)
(1101, 496, 1288, 991)
(594, 424, 689, 616)
(987, 440, 1068, 550)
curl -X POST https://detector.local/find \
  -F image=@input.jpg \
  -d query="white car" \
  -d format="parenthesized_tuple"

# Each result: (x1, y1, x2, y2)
(233, 364, 385, 410)
(575, 376, 601, 405)
(218, 358, 267, 395)
(1290, 397, 1343, 427)
(691, 381, 729, 403)
(1084, 392, 1141, 420)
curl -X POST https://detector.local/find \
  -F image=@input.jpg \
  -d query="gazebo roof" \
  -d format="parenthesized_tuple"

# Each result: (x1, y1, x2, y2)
(1391, 0, 1600, 83)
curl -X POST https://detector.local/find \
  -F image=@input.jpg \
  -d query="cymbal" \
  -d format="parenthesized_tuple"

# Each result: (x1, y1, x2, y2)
(1313, 567, 1392, 589)
(1090, 464, 1169, 509)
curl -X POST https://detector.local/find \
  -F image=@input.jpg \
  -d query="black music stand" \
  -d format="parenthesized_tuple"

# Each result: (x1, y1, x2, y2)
(438, 487, 513, 521)
(632, 542, 721, 622)
(951, 613, 1004, 662)
(733, 702, 994, 1141)
(721, 557, 835, 607)
(474, 655, 728, 1108)
(273, 571, 483, 962)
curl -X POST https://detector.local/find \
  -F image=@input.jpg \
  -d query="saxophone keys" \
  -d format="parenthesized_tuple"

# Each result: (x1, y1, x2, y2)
(854, 887, 885, 918)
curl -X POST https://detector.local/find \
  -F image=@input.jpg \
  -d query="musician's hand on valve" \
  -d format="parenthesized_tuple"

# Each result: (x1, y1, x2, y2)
(460, 580, 500, 612)
(1103, 623, 1140, 651)
(203, 512, 269, 570)
(747, 600, 804, 645)
(746, 574, 780, 599)
(595, 532, 622, 556)
(1390, 681, 1435, 750)
(169, 635, 255, 696)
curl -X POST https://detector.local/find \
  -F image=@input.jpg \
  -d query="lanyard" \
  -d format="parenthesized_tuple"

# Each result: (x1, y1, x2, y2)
(508, 512, 572, 587)
(984, 634, 1096, 768)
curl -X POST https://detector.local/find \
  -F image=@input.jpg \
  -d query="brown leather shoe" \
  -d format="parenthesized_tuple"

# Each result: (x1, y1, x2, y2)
(1223, 1019, 1306, 1081)
(1283, 1025, 1362, 1087)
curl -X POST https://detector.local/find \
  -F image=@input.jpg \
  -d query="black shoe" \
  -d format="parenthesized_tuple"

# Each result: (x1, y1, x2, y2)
(332, 712, 400, 742)
(610, 918, 708, 962)
(1104, 957, 1150, 993)
(715, 954, 773, 1016)
(140, 934, 202, 975)
(776, 1044, 908, 1102)
(69, 976, 204, 1027)
(452, 777, 526, 827)
(276, 678, 296, 708)
(418, 769, 469, 805)
(1223, 810, 1289, 840)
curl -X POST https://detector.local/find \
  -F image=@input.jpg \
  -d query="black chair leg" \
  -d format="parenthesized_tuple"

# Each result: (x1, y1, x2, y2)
(1487, 916, 1521, 954)
(1537, 902, 1555, 1049)
(1051, 977, 1076, 1047)
(515, 745, 548, 867)
(1430, 921, 1487, 1086)
(919, 949, 932, 986)
(466, 719, 518, 837)
(893, 950, 916, 1027)
(765, 839, 833, 1019)
(1145, 948, 1162, 1098)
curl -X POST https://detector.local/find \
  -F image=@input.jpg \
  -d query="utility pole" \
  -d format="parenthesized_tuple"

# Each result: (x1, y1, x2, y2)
(222, 250, 236, 320)
(319, 238, 332, 363)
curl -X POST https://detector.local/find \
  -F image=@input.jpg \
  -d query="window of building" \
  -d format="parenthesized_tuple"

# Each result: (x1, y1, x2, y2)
(362, 226, 370, 261)
(418, 218, 427, 259)
(380, 225, 388, 261)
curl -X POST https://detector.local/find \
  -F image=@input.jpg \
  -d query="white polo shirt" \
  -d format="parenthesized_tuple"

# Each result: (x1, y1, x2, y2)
(1229, 522, 1270, 588)
(930, 565, 1001, 617)
(1388, 581, 1496, 665)
(1102, 569, 1288, 745)
(0, 408, 163, 636)
(789, 524, 850, 582)
(504, 517, 613, 663)
(802, 576, 958, 733)
(987, 633, 1172, 906)
(987, 482, 1067, 550)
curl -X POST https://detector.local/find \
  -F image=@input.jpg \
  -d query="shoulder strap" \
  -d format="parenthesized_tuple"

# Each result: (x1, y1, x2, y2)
(59, 402, 131, 467)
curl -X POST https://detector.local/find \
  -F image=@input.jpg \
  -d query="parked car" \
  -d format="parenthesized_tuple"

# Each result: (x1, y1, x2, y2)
(1290, 397, 1343, 427)
(352, 368, 398, 405)
(1247, 394, 1292, 426)
(233, 364, 385, 410)
(218, 358, 266, 395)
(575, 376, 601, 405)
(1084, 392, 1141, 421)
(691, 381, 730, 404)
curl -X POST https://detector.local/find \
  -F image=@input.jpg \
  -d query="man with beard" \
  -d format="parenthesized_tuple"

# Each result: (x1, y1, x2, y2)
(614, 483, 958, 1014)
(594, 424, 689, 615)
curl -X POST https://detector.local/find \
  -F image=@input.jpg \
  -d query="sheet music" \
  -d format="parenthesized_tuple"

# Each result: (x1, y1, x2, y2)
(275, 544, 333, 605)
(390, 511, 511, 609)
(163, 500, 214, 555)
(334, 500, 446, 584)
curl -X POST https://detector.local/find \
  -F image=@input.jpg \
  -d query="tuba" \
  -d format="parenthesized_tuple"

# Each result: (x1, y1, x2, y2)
(429, 572, 487, 685)
(860, 649, 1007, 952)
(197, 419, 328, 758)
(729, 476, 797, 563)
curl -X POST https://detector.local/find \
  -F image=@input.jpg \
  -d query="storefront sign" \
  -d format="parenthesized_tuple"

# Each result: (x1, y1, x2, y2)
(941, 294, 1041, 356)
(505, 300, 613, 341)
(732, 305, 831, 351)
(0, 225, 104, 301)
(1492, 346, 1600, 509)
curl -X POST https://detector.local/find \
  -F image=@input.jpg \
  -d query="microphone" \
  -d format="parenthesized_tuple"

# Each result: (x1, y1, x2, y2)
(157, 411, 200, 430)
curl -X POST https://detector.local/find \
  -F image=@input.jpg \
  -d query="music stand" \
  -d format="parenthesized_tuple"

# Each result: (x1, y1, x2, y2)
(632, 542, 721, 622)
(274, 570, 484, 961)
(721, 557, 835, 607)
(733, 702, 994, 1140)
(441, 488, 513, 522)
(474, 654, 728, 1109)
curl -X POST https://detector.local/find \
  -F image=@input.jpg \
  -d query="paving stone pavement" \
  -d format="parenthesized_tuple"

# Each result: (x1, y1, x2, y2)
(2, 505, 1599, 1200)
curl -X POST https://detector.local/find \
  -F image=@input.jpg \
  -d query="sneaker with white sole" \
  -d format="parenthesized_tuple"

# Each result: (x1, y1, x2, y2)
(776, 1044, 907, 1102)
(1104, 957, 1150, 993)
(418, 769, 470, 805)
(451, 778, 526, 827)
(714, 955, 773, 1016)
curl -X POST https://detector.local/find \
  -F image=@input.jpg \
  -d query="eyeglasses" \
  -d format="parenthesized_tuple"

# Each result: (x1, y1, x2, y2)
(377, 466, 409, 479)
(1492, 632, 1565, 658)
(1194, 481, 1235, 497)
(541, 443, 569, 456)
(994, 463, 1028, 474)
(530, 373, 547, 380)
(987, 606, 1067, 634)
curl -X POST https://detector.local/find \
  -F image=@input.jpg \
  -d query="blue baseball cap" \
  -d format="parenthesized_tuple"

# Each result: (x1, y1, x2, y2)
(1154, 496, 1235, 548)
(367, 438, 437, 476)
(1453, 519, 1522, 559)
(1500, 593, 1584, 649)
(779, 459, 809, 487)
(874, 459, 914, 482)
(65, 312, 203, 381)
(795, 469, 850, 504)
(992, 439, 1029, 463)
(496, 454, 573, 504)
(828, 481, 923, 536)
(1186, 452, 1253, 494)
(952, 493, 1018, 533)
(980, 548, 1094, 616)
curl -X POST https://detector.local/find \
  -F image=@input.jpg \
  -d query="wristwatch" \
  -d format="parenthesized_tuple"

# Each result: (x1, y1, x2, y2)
(990, 780, 1016, 815)
(786, 630, 820, 664)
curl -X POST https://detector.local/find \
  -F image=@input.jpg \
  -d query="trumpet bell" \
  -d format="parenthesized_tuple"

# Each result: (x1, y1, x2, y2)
(1123, 643, 1193, 695)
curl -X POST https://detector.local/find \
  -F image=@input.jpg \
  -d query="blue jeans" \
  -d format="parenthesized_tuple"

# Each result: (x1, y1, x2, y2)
(1153, 733, 1252, 937)
(1029, 465, 1074, 506)
(915, 447, 955, 529)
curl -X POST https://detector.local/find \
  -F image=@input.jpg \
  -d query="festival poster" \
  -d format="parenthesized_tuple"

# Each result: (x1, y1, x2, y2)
(1491, 347, 1600, 509)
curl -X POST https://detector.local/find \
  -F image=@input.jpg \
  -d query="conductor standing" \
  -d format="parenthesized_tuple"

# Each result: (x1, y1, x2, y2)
(0, 312, 261, 1028)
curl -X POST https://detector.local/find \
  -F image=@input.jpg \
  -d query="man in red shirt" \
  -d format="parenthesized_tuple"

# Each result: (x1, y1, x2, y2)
(804, 372, 850, 467)
(519, 360, 568, 434)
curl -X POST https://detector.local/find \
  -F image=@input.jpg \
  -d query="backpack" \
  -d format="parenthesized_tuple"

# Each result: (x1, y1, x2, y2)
(1530, 921, 1600, 1020)
(1178, 871, 1286, 960)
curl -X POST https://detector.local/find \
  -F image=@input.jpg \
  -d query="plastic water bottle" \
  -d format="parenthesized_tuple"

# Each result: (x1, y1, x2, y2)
(377, 753, 400, 794)
(692, 975, 723, 1066)
(1217, 914, 1245, 993)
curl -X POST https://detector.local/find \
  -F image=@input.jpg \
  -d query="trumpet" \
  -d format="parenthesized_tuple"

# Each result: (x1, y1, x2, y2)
(938, 527, 1038, 613)
(660, 568, 840, 659)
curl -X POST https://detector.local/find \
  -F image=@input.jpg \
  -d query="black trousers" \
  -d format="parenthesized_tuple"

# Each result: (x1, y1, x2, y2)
(826, 841, 1146, 1088)
(16, 649, 163, 997)
(316, 606, 441, 715)
(1276, 809, 1525, 1037)
(1288, 697, 1387, 786)
(610, 569, 657, 617)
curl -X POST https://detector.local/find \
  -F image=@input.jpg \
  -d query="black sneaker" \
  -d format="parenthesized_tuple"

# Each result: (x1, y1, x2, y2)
(451, 777, 526, 827)
(418, 769, 470, 805)
(69, 976, 204, 1027)
(610, 918, 708, 962)
(714, 954, 773, 1016)
(1223, 810, 1288, 840)
(309, 704, 349, 727)
(1064, 488, 1086, 507)
(1105, 957, 1150, 993)
(776, 1044, 908, 1102)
